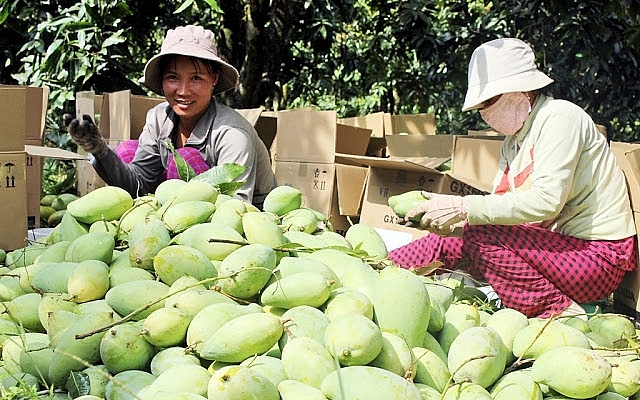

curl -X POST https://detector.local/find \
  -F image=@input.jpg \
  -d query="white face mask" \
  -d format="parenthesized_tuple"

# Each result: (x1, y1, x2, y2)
(479, 92, 532, 136)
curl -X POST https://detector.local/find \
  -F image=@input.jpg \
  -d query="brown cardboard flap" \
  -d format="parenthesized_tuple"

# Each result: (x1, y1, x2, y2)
(336, 124, 371, 157)
(0, 85, 49, 142)
(385, 134, 454, 158)
(625, 148, 640, 190)
(335, 164, 368, 216)
(276, 110, 337, 163)
(130, 95, 165, 139)
(335, 153, 449, 173)
(450, 135, 503, 194)
(0, 87, 27, 151)
(25, 145, 85, 160)
(338, 112, 385, 138)
(384, 113, 436, 135)
(236, 108, 264, 126)
(99, 90, 131, 142)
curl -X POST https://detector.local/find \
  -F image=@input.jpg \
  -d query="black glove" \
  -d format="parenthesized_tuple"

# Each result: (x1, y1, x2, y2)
(64, 114, 109, 158)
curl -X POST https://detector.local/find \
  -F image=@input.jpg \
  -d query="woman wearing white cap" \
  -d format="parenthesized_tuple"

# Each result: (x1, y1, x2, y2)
(389, 38, 636, 319)
(65, 25, 277, 209)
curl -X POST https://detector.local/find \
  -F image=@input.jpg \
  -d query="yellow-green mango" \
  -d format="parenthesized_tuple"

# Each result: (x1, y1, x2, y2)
(324, 313, 383, 366)
(0, 274, 26, 301)
(166, 289, 236, 317)
(128, 217, 171, 270)
(208, 197, 247, 234)
(313, 230, 353, 249)
(59, 212, 90, 242)
(175, 222, 246, 261)
(67, 260, 110, 303)
(3, 292, 44, 332)
(369, 331, 417, 379)
(105, 279, 170, 320)
(146, 364, 211, 397)
(200, 312, 283, 362)
(281, 208, 319, 234)
(117, 196, 161, 241)
(99, 320, 155, 374)
(490, 369, 543, 400)
(141, 307, 192, 348)
(4, 244, 47, 269)
(260, 271, 333, 309)
(109, 262, 155, 288)
(162, 200, 216, 234)
(280, 336, 335, 389)
(278, 379, 328, 400)
(0, 319, 22, 349)
(437, 302, 480, 355)
(104, 369, 156, 400)
(150, 346, 201, 376)
(158, 180, 219, 216)
(154, 179, 188, 205)
(216, 243, 276, 299)
(322, 287, 373, 321)
(89, 219, 118, 238)
(46, 310, 80, 348)
(607, 356, 640, 397)
(51, 193, 80, 211)
(588, 313, 637, 348)
(372, 266, 430, 349)
(262, 186, 302, 216)
(40, 194, 57, 207)
(412, 346, 450, 392)
(441, 381, 492, 400)
(447, 326, 508, 388)
(65, 232, 115, 264)
(302, 248, 375, 294)
(321, 365, 424, 400)
(186, 302, 260, 356)
(48, 311, 116, 386)
(240, 355, 287, 388)
(47, 209, 67, 228)
(388, 190, 428, 220)
(34, 240, 72, 264)
(512, 319, 590, 359)
(38, 292, 77, 332)
(153, 244, 218, 287)
(344, 223, 388, 260)
(273, 256, 340, 290)
(282, 230, 327, 253)
(485, 307, 529, 362)
(207, 364, 279, 400)
(242, 211, 288, 248)
(67, 186, 134, 224)
(531, 346, 612, 399)
(278, 305, 331, 350)
(30, 261, 78, 294)
(2, 332, 49, 375)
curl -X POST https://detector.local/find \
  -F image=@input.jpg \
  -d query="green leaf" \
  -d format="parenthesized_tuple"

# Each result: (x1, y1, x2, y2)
(65, 371, 91, 398)
(162, 142, 197, 181)
(174, 0, 195, 14)
(193, 163, 247, 195)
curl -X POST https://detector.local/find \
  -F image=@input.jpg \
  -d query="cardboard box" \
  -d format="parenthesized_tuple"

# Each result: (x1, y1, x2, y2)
(0, 152, 28, 250)
(0, 86, 49, 151)
(614, 211, 640, 320)
(273, 110, 372, 232)
(235, 108, 278, 162)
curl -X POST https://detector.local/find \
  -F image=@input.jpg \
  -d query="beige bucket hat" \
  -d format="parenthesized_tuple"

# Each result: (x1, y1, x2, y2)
(462, 38, 554, 111)
(140, 25, 240, 96)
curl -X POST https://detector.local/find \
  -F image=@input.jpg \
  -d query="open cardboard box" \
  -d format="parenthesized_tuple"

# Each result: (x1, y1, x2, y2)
(273, 109, 372, 234)
(235, 108, 278, 165)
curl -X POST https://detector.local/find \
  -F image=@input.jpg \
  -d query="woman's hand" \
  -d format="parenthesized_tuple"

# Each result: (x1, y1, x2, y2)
(405, 192, 467, 233)
(64, 114, 109, 158)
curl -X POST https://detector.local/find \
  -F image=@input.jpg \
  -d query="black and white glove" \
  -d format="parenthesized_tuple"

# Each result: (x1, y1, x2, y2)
(64, 114, 109, 158)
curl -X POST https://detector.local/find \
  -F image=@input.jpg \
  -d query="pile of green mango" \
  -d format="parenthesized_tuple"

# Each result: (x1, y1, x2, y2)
(1, 180, 639, 400)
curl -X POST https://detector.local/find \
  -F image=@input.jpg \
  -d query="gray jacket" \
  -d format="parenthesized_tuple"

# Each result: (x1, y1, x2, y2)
(92, 99, 277, 208)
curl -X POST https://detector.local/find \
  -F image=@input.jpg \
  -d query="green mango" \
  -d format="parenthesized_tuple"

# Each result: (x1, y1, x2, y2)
(263, 186, 303, 216)
(66, 186, 134, 224)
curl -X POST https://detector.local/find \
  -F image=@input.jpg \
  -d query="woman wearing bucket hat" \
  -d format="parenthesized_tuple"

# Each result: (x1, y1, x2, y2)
(65, 25, 277, 208)
(388, 38, 637, 320)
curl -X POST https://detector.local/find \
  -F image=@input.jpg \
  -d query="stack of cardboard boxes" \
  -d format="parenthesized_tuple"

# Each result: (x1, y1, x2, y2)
(0, 85, 83, 251)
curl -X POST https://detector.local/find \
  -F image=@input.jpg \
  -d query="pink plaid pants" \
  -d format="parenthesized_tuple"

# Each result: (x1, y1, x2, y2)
(388, 224, 637, 318)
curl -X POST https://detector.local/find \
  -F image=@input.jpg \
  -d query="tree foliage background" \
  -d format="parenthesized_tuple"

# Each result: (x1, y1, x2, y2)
(1, 0, 639, 143)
